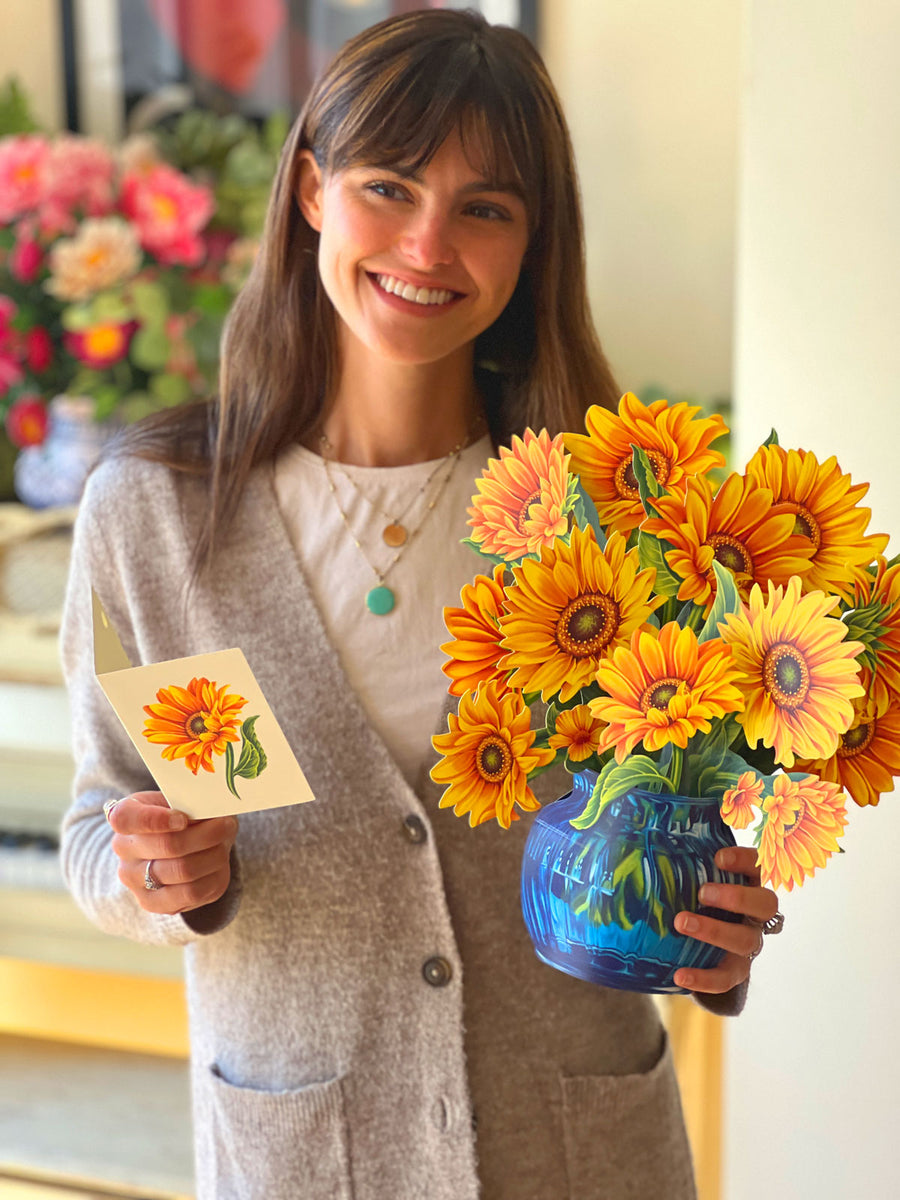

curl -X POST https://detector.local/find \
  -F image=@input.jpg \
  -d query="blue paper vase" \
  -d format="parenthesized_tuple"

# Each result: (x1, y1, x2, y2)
(520, 770, 742, 995)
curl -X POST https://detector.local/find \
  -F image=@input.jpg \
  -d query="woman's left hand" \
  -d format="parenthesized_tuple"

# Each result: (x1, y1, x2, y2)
(672, 846, 780, 994)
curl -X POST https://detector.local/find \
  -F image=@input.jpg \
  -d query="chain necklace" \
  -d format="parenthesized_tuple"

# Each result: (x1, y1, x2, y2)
(319, 434, 470, 615)
(319, 431, 461, 548)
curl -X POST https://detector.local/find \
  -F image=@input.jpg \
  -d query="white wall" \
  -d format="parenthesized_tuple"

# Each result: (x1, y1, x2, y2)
(728, 3, 900, 1198)
(0, 0, 63, 129)
(542, 0, 741, 401)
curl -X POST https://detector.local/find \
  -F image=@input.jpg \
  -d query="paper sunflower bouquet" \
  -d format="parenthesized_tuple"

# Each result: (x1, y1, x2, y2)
(430, 394, 898, 993)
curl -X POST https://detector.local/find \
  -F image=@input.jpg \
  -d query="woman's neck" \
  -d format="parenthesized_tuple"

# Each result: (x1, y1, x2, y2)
(316, 341, 484, 467)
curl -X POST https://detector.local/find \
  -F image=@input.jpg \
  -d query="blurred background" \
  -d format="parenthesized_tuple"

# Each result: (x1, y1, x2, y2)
(0, 2, 897, 1197)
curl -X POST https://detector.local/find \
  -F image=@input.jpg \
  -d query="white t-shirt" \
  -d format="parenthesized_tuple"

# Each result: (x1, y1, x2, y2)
(273, 435, 494, 788)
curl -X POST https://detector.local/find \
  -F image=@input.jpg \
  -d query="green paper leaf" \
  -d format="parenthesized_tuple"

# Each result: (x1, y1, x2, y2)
(631, 444, 663, 514)
(763, 428, 780, 447)
(637, 532, 682, 599)
(697, 560, 743, 643)
(571, 478, 606, 548)
(234, 715, 268, 780)
(460, 536, 512, 568)
(570, 755, 675, 830)
(224, 740, 241, 800)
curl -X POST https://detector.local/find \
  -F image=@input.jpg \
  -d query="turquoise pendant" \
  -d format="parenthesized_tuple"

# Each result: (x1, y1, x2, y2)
(366, 585, 395, 615)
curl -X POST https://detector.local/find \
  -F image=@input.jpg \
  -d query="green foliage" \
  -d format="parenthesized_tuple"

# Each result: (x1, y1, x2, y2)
(570, 755, 675, 830)
(763, 428, 780, 447)
(637, 531, 682, 599)
(130, 327, 172, 371)
(225, 716, 268, 799)
(697, 560, 743, 644)
(631, 444, 663, 513)
(0, 77, 40, 135)
(571, 478, 606, 547)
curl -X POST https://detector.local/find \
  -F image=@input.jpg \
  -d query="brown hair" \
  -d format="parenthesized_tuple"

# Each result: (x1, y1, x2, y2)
(102, 8, 619, 582)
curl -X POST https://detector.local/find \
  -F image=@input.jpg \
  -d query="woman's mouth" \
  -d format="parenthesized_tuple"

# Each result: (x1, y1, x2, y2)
(370, 272, 462, 307)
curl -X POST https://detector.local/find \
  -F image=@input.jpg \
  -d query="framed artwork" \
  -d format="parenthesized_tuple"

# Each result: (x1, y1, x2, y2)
(60, 0, 539, 139)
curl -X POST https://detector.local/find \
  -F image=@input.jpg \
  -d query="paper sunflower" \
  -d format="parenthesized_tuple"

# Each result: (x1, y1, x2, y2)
(441, 564, 509, 698)
(745, 445, 889, 600)
(467, 428, 571, 561)
(548, 704, 604, 763)
(797, 694, 900, 808)
(142, 677, 247, 775)
(562, 393, 728, 535)
(719, 578, 865, 768)
(757, 773, 848, 891)
(843, 558, 900, 713)
(589, 621, 746, 762)
(720, 771, 764, 829)
(430, 680, 555, 829)
(642, 472, 815, 615)
(499, 526, 661, 703)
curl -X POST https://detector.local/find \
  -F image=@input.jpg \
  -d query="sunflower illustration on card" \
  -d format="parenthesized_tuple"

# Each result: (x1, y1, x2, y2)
(91, 588, 315, 819)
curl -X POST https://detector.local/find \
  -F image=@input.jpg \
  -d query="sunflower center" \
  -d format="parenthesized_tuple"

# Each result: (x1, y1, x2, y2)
(780, 800, 806, 838)
(186, 713, 209, 737)
(516, 490, 543, 533)
(639, 676, 683, 713)
(613, 449, 670, 500)
(838, 720, 875, 758)
(475, 734, 513, 783)
(555, 592, 620, 658)
(792, 504, 822, 550)
(762, 643, 811, 709)
(706, 533, 753, 576)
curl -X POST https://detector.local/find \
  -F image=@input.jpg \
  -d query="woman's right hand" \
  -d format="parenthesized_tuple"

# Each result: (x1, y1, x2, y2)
(105, 790, 239, 915)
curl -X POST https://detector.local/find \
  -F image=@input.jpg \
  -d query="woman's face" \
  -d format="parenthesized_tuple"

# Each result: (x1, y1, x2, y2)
(297, 132, 530, 371)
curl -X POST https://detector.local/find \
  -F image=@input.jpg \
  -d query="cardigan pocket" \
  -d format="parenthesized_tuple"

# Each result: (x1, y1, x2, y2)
(205, 1065, 354, 1200)
(559, 1031, 696, 1200)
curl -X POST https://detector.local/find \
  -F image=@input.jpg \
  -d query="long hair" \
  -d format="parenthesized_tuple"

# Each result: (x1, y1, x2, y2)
(101, 8, 619, 582)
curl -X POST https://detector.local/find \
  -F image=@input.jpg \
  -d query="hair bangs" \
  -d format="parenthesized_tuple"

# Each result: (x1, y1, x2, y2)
(318, 36, 542, 227)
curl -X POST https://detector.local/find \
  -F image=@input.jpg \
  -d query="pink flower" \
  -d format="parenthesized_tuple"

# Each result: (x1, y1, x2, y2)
(5, 394, 48, 448)
(25, 327, 53, 373)
(65, 320, 136, 368)
(0, 353, 23, 397)
(120, 165, 214, 266)
(45, 136, 115, 217)
(10, 234, 43, 283)
(0, 135, 51, 221)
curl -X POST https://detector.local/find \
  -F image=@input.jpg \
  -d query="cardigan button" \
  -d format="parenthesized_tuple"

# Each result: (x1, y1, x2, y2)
(423, 956, 453, 987)
(402, 814, 427, 844)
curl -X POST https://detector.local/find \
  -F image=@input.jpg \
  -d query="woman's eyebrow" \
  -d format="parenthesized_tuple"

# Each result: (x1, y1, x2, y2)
(375, 164, 524, 199)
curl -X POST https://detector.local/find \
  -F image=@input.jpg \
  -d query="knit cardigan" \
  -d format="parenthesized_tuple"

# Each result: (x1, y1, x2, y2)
(59, 453, 744, 1200)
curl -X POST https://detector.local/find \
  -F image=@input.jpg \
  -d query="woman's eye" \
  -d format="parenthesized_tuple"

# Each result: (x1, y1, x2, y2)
(365, 180, 407, 201)
(466, 203, 510, 222)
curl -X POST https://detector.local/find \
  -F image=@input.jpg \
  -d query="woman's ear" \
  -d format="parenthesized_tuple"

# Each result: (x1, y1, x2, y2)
(296, 150, 324, 232)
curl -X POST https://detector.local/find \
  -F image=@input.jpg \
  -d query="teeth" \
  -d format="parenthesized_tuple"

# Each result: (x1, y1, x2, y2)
(376, 274, 454, 306)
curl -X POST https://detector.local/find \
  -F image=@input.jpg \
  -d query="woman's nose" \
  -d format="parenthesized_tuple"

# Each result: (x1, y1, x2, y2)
(398, 210, 455, 269)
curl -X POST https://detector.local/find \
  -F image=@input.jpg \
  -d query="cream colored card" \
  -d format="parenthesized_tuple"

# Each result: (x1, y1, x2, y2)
(92, 588, 315, 819)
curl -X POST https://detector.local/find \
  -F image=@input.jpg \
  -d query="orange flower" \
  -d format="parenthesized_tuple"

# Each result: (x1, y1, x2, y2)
(642, 472, 815, 615)
(589, 622, 746, 762)
(720, 578, 865, 768)
(467, 428, 571, 561)
(499, 526, 661, 703)
(548, 705, 604, 762)
(745, 445, 888, 600)
(563, 393, 728, 535)
(797, 694, 900, 807)
(441, 564, 509, 697)
(720, 771, 764, 829)
(142, 677, 247, 775)
(430, 680, 555, 829)
(844, 558, 900, 713)
(757, 774, 848, 891)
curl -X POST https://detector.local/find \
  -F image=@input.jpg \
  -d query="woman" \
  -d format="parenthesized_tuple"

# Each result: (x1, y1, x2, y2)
(60, 10, 777, 1198)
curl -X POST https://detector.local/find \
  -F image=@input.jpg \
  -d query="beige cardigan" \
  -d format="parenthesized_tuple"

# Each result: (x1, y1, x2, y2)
(59, 453, 740, 1199)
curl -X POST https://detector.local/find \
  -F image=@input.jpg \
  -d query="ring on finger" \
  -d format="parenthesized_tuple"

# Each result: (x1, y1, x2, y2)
(144, 859, 163, 891)
(103, 798, 124, 825)
(748, 928, 764, 960)
(747, 910, 786, 936)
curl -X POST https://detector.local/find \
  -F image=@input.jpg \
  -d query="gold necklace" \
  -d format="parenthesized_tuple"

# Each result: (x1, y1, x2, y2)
(319, 432, 461, 548)
(319, 437, 469, 615)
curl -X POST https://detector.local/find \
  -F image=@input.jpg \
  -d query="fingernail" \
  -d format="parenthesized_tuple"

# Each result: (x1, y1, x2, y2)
(168, 812, 187, 830)
(700, 884, 719, 904)
(677, 914, 698, 934)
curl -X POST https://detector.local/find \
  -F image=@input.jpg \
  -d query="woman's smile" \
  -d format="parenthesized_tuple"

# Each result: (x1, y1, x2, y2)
(297, 131, 529, 369)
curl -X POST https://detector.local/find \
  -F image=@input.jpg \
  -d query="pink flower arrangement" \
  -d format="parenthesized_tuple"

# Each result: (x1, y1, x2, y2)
(0, 131, 242, 452)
